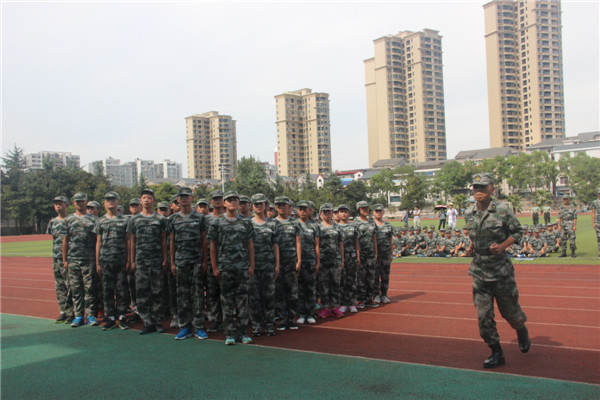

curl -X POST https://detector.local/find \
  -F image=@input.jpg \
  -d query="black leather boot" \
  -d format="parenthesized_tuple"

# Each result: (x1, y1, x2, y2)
(558, 250, 567, 258)
(571, 249, 576, 258)
(517, 326, 531, 353)
(483, 343, 505, 369)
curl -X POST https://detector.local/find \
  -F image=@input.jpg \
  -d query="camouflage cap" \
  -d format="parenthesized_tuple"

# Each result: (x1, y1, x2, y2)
(471, 173, 494, 186)
(356, 200, 370, 209)
(72, 192, 88, 201)
(104, 191, 120, 200)
(196, 198, 209, 206)
(320, 203, 334, 212)
(140, 188, 155, 198)
(522, 224, 529, 229)
(429, 225, 435, 229)
(439, 228, 445, 233)
(297, 200, 310, 208)
(53, 196, 69, 204)
(223, 190, 239, 201)
(210, 190, 224, 199)
(157, 201, 170, 209)
(129, 198, 141, 206)
(87, 201, 101, 209)
(251, 193, 268, 204)
(415, 226, 421, 231)
(401, 227, 407, 232)
(408, 227, 414, 232)
(274, 196, 289, 205)
(333, 206, 339, 213)
(454, 228, 461, 233)
(171, 195, 178, 203)
(372, 204, 384, 211)
(337, 204, 350, 211)
(177, 186, 193, 196)
(307, 201, 315, 209)
(239, 195, 251, 203)
(117, 205, 124, 212)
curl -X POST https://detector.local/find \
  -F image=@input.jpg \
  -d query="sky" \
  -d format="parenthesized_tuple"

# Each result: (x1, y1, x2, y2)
(2, 0, 599, 177)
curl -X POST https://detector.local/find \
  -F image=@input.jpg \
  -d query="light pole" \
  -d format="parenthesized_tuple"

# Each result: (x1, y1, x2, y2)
(219, 163, 226, 192)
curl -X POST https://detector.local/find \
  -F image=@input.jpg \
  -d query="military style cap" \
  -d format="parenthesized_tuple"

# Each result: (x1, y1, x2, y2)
(210, 190, 224, 199)
(72, 192, 88, 201)
(356, 200, 370, 209)
(471, 173, 494, 186)
(289, 200, 295, 208)
(274, 196, 290, 205)
(333, 206, 339, 213)
(415, 226, 421, 231)
(522, 224, 529, 229)
(307, 201, 315, 209)
(129, 198, 141, 206)
(223, 190, 239, 201)
(251, 193, 268, 204)
(408, 227, 414, 231)
(297, 200, 310, 208)
(117, 205, 124, 212)
(157, 201, 170, 209)
(177, 187, 193, 196)
(337, 204, 350, 211)
(439, 228, 445, 232)
(372, 204, 384, 211)
(429, 225, 435, 229)
(401, 227, 407, 232)
(104, 191, 120, 200)
(239, 195, 251, 203)
(454, 228, 461, 233)
(87, 201, 101, 209)
(171, 195, 178, 203)
(196, 198, 209, 206)
(141, 188, 155, 198)
(320, 203, 334, 212)
(53, 196, 69, 204)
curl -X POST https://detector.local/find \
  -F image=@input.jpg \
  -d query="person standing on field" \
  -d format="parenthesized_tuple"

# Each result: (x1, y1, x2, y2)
(590, 188, 600, 257)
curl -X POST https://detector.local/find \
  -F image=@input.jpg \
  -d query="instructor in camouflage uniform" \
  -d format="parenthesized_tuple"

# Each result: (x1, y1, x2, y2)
(589, 188, 600, 257)
(557, 195, 577, 258)
(465, 173, 530, 369)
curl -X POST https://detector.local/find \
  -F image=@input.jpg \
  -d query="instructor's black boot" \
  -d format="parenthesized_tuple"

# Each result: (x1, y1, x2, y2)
(483, 343, 505, 369)
(558, 250, 567, 258)
(517, 326, 531, 353)
(571, 249, 576, 258)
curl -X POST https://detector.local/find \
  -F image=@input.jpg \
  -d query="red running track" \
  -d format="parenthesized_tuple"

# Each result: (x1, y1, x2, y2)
(2, 256, 598, 384)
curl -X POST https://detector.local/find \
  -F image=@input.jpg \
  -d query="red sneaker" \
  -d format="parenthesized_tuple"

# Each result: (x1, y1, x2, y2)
(318, 309, 330, 319)
(331, 307, 344, 318)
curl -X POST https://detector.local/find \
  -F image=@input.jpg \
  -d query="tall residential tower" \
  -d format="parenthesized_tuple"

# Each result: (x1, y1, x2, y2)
(484, 0, 565, 150)
(275, 89, 332, 178)
(364, 29, 447, 167)
(185, 112, 237, 181)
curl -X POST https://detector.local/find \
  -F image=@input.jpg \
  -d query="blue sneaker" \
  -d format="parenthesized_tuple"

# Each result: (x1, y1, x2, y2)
(71, 316, 84, 327)
(238, 335, 253, 344)
(86, 316, 99, 326)
(225, 336, 236, 345)
(175, 327, 192, 340)
(194, 329, 208, 340)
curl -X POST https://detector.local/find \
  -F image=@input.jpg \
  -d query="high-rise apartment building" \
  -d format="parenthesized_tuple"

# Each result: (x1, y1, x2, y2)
(25, 151, 80, 169)
(275, 89, 332, 178)
(364, 29, 447, 167)
(89, 157, 182, 187)
(484, 0, 565, 150)
(185, 112, 237, 181)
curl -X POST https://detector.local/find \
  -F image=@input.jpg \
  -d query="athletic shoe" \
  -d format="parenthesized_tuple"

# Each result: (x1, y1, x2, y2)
(277, 323, 287, 331)
(54, 314, 68, 324)
(129, 313, 141, 324)
(331, 307, 344, 318)
(296, 317, 306, 325)
(238, 335, 253, 344)
(207, 321, 221, 333)
(306, 317, 316, 324)
(338, 306, 348, 313)
(139, 324, 156, 335)
(118, 316, 129, 330)
(367, 300, 379, 308)
(170, 316, 179, 329)
(357, 302, 365, 309)
(288, 321, 299, 330)
(266, 327, 276, 336)
(86, 316, 99, 326)
(155, 324, 165, 334)
(175, 327, 193, 340)
(349, 306, 358, 313)
(65, 315, 74, 324)
(373, 295, 381, 304)
(252, 328, 262, 337)
(194, 329, 209, 340)
(314, 303, 321, 310)
(225, 336, 236, 345)
(102, 317, 117, 331)
(318, 309, 330, 319)
(71, 316, 84, 328)
(381, 296, 391, 304)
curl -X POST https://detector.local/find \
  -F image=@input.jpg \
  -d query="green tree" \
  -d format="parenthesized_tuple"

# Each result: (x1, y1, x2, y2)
(232, 156, 274, 198)
(432, 161, 470, 201)
(369, 169, 396, 206)
(559, 153, 600, 204)
(506, 153, 533, 193)
(344, 180, 369, 210)
(1, 145, 29, 233)
(150, 182, 178, 203)
(452, 193, 468, 216)
(531, 151, 559, 193)
(507, 194, 522, 213)
(395, 165, 429, 209)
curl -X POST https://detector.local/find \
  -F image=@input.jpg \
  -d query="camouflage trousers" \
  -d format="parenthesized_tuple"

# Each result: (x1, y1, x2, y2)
(560, 225, 576, 251)
(99, 259, 128, 318)
(175, 260, 205, 330)
(220, 269, 249, 337)
(67, 259, 96, 318)
(161, 264, 177, 318)
(340, 253, 358, 307)
(93, 268, 104, 312)
(595, 226, 600, 252)
(374, 251, 392, 297)
(356, 255, 376, 303)
(52, 258, 73, 316)
(206, 264, 222, 323)
(297, 260, 317, 318)
(275, 260, 298, 322)
(126, 269, 136, 305)
(318, 259, 341, 308)
(532, 213, 539, 225)
(249, 268, 275, 330)
(135, 259, 165, 325)
(472, 275, 527, 346)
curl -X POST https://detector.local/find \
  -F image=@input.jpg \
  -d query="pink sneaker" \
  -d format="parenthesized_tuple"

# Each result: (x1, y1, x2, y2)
(332, 307, 344, 318)
(318, 309, 330, 319)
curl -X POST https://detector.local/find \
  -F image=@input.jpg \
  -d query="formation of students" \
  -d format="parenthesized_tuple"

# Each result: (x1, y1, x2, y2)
(46, 188, 397, 345)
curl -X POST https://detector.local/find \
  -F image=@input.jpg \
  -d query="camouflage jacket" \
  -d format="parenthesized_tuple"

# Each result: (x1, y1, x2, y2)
(529, 237, 547, 251)
(64, 213, 97, 261)
(590, 199, 600, 224)
(337, 222, 358, 255)
(94, 214, 128, 263)
(274, 217, 301, 262)
(558, 205, 577, 226)
(319, 223, 342, 262)
(127, 212, 166, 261)
(47, 217, 67, 260)
(207, 214, 255, 271)
(374, 221, 394, 254)
(252, 218, 278, 269)
(354, 218, 378, 257)
(298, 220, 319, 263)
(169, 211, 205, 262)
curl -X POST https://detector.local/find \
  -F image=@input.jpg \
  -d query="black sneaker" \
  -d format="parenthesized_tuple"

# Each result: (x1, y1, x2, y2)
(102, 318, 117, 331)
(54, 314, 68, 324)
(207, 321, 221, 333)
(65, 315, 75, 324)
(118, 316, 130, 330)
(287, 321, 299, 330)
(266, 327, 276, 336)
(139, 324, 156, 335)
(155, 324, 165, 334)
(129, 314, 141, 324)
(252, 328, 262, 337)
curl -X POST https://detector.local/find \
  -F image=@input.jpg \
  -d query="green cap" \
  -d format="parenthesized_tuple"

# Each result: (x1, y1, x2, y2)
(177, 187, 193, 196)
(140, 188, 155, 198)
(210, 190, 224, 199)
(251, 193, 268, 204)
(274, 196, 289, 205)
(129, 198, 141, 206)
(53, 196, 69, 204)
(196, 198, 209, 206)
(297, 200, 310, 208)
(307, 201, 315, 209)
(356, 200, 369, 209)
(333, 206, 339, 213)
(87, 201, 101, 209)
(320, 203, 334, 212)
(401, 227, 407, 232)
(104, 191, 120, 200)
(157, 201, 170, 209)
(373, 204, 384, 211)
(223, 190, 239, 201)
(454, 228, 461, 233)
(239, 195, 251, 203)
(471, 173, 494, 186)
(72, 192, 88, 201)
(117, 205, 124, 212)
(338, 204, 350, 211)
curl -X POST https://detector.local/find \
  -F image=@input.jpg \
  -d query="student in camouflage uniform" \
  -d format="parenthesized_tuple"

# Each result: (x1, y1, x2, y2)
(436, 229, 454, 258)
(317, 203, 344, 318)
(62, 192, 98, 327)
(531, 202, 540, 226)
(128, 188, 168, 334)
(405, 228, 418, 256)
(456, 227, 472, 257)
(590, 188, 600, 257)
(557, 195, 577, 258)
(126, 198, 142, 322)
(205, 190, 225, 333)
(337, 204, 360, 313)
(273, 196, 302, 330)
(393, 227, 408, 257)
(157, 202, 178, 328)
(543, 224, 559, 253)
(47, 195, 74, 324)
(296, 200, 320, 325)
(196, 199, 210, 215)
(419, 230, 437, 257)
(239, 195, 253, 219)
(249, 194, 279, 336)
(542, 202, 552, 225)
(449, 228, 462, 257)
(464, 173, 530, 369)
(372, 204, 393, 304)
(354, 201, 378, 309)
(94, 191, 129, 330)
(527, 228, 548, 257)
(169, 187, 208, 340)
(208, 191, 255, 345)
(87, 201, 101, 217)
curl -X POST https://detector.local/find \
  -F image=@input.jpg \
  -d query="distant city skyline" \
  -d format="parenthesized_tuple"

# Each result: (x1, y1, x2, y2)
(3, 1, 598, 177)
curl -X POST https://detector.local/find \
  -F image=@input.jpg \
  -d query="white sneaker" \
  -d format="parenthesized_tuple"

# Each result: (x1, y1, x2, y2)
(338, 306, 348, 313)
(296, 317, 306, 325)
(306, 317, 316, 324)
(373, 295, 381, 304)
(170, 316, 179, 329)
(381, 296, 391, 304)
(349, 305, 358, 313)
